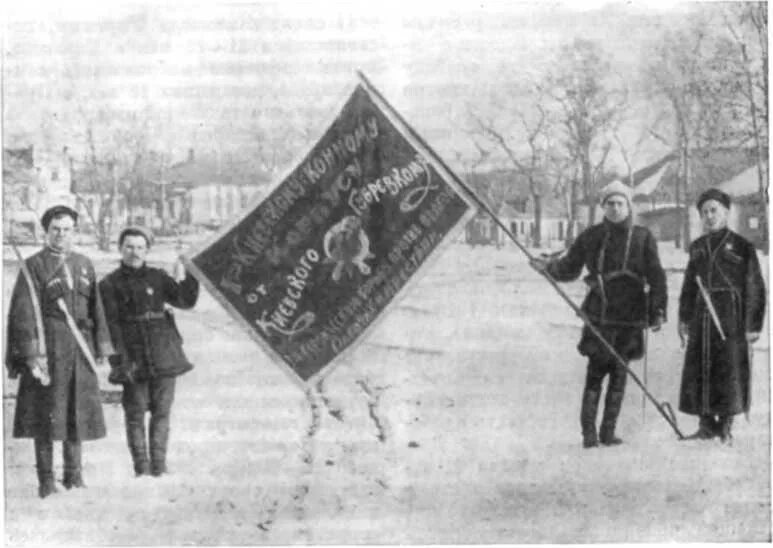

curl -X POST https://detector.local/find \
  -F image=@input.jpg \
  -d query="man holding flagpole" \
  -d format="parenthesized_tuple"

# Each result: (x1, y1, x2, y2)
(5, 205, 114, 498)
(99, 227, 199, 477)
(531, 181, 667, 448)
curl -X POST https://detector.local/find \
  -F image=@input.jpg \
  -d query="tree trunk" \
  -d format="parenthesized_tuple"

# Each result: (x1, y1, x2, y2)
(674, 155, 682, 249)
(741, 43, 769, 250)
(97, 203, 111, 252)
(566, 176, 579, 246)
(532, 192, 542, 248)
(582, 150, 595, 227)
(681, 144, 692, 250)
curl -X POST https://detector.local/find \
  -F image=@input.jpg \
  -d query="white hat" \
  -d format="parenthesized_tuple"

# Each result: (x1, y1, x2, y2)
(599, 180, 634, 205)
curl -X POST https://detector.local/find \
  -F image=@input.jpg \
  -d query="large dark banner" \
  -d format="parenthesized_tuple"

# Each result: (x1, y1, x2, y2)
(183, 79, 475, 385)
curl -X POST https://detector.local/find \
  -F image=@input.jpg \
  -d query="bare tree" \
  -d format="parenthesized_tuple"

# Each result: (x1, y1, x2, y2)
(71, 107, 162, 251)
(722, 1, 768, 245)
(546, 146, 579, 245)
(645, 14, 747, 248)
(467, 84, 553, 248)
(544, 38, 628, 228)
(71, 125, 118, 251)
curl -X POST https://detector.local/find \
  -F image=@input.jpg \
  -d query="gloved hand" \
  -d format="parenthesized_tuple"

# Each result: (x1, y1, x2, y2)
(678, 321, 689, 348)
(529, 257, 549, 273)
(650, 313, 665, 332)
(747, 332, 761, 344)
(26, 355, 51, 386)
(107, 356, 137, 385)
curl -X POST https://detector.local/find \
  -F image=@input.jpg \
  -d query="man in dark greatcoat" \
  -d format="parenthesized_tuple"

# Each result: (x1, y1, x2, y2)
(5, 205, 114, 498)
(99, 227, 199, 477)
(531, 181, 667, 448)
(678, 188, 766, 443)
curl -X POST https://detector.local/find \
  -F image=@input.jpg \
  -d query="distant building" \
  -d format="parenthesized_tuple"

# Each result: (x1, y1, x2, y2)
(463, 169, 572, 248)
(167, 149, 268, 229)
(3, 145, 75, 241)
(465, 211, 500, 247)
(630, 148, 763, 247)
(714, 165, 767, 249)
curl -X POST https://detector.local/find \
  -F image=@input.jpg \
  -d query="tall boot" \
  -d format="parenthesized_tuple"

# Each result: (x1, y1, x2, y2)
(718, 415, 734, 444)
(149, 414, 170, 476)
(126, 418, 150, 476)
(63, 440, 85, 489)
(599, 390, 625, 446)
(34, 438, 58, 498)
(580, 389, 601, 448)
(685, 415, 718, 440)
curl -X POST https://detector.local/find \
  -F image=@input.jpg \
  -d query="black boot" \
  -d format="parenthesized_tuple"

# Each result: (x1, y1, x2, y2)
(685, 415, 719, 440)
(718, 415, 734, 444)
(34, 438, 58, 498)
(580, 389, 601, 448)
(126, 419, 150, 477)
(149, 414, 170, 477)
(599, 390, 625, 446)
(63, 440, 85, 489)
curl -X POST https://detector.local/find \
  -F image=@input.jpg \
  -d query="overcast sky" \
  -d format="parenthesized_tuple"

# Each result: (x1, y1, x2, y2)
(3, 1, 697, 172)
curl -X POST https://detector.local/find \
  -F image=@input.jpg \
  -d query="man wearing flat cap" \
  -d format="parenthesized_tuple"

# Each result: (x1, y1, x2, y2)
(99, 227, 199, 477)
(678, 188, 766, 443)
(531, 181, 667, 448)
(5, 205, 114, 498)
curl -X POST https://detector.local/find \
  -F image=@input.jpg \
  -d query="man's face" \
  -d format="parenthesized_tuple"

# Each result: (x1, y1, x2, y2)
(120, 235, 148, 268)
(700, 199, 729, 232)
(603, 195, 630, 224)
(46, 215, 75, 252)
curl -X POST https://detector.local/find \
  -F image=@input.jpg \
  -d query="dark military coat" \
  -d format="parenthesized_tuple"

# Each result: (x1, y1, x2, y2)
(99, 263, 199, 383)
(547, 218, 667, 361)
(5, 247, 114, 440)
(678, 228, 766, 416)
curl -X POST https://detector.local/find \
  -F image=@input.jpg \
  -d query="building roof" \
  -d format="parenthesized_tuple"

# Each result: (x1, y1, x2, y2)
(631, 153, 678, 197)
(167, 151, 271, 187)
(3, 146, 34, 170)
(631, 147, 759, 204)
(717, 164, 765, 197)
(497, 203, 523, 219)
(636, 204, 684, 217)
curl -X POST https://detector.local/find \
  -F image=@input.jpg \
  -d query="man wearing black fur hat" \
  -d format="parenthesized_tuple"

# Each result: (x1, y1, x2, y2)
(678, 188, 766, 443)
(5, 205, 114, 498)
(99, 227, 199, 477)
(531, 181, 667, 448)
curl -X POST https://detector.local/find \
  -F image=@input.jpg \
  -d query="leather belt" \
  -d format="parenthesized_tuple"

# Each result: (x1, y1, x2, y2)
(125, 311, 167, 322)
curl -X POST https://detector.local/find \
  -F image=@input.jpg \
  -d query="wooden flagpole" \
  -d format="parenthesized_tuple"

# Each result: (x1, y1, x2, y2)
(356, 70, 684, 440)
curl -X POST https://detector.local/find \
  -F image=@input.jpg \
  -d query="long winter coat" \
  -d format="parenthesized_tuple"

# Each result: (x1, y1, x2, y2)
(99, 263, 199, 383)
(5, 247, 114, 440)
(678, 228, 766, 417)
(546, 217, 667, 361)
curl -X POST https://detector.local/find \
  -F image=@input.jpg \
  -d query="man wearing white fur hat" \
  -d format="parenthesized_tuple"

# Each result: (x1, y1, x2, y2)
(531, 181, 667, 448)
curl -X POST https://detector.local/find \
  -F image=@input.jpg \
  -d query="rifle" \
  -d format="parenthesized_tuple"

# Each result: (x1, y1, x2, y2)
(55, 297, 98, 373)
(695, 275, 727, 341)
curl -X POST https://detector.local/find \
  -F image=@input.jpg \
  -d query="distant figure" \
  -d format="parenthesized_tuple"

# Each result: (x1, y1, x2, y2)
(678, 189, 766, 443)
(323, 215, 375, 282)
(5, 205, 114, 498)
(99, 227, 199, 477)
(531, 181, 667, 448)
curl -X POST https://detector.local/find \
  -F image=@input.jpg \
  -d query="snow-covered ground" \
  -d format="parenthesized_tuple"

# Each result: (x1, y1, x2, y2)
(3, 239, 770, 544)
